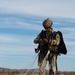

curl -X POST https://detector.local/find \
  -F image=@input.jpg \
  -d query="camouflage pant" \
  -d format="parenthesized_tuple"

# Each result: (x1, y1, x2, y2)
(38, 53, 57, 75)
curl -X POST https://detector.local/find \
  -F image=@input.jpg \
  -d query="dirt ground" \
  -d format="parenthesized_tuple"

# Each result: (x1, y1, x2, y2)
(0, 72, 36, 75)
(0, 72, 75, 75)
(0, 72, 38, 75)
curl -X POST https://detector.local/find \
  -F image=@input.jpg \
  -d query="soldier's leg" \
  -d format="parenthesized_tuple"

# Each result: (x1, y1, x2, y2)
(49, 54, 56, 75)
(38, 59, 47, 75)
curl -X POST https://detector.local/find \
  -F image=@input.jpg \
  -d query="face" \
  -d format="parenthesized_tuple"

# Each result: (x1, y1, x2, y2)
(45, 27, 53, 32)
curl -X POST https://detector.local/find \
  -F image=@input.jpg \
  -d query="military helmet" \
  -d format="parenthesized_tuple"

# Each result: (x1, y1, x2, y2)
(43, 18, 53, 28)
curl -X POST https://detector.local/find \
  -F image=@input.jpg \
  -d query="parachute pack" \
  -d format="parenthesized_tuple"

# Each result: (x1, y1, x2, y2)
(35, 30, 67, 55)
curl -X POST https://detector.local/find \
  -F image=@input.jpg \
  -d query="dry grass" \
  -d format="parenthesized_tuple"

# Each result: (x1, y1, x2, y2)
(0, 72, 75, 75)
(0, 72, 38, 75)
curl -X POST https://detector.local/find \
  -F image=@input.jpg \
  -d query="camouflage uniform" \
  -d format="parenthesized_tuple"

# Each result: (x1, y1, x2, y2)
(34, 18, 67, 75)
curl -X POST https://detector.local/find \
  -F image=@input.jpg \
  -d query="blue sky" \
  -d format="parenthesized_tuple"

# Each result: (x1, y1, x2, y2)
(0, 0, 75, 71)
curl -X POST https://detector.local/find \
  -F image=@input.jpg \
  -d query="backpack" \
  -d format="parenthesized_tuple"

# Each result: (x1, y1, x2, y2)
(57, 31, 67, 55)
(35, 30, 67, 55)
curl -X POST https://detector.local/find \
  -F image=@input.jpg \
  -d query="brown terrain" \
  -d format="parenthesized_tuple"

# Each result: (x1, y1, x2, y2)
(0, 72, 75, 75)
(0, 67, 75, 75)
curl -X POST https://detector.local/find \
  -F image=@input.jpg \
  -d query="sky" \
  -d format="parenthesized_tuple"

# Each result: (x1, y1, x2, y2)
(0, 0, 75, 72)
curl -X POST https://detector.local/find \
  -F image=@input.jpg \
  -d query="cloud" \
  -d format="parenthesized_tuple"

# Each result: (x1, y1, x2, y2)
(0, 0, 75, 18)
(0, 33, 35, 55)
(0, 34, 19, 43)
(0, 14, 43, 31)
(0, 33, 35, 44)
(0, 14, 42, 56)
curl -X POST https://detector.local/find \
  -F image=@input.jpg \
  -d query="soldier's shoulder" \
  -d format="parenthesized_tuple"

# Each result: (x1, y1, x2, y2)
(57, 31, 63, 35)
(40, 30, 46, 33)
(53, 30, 63, 37)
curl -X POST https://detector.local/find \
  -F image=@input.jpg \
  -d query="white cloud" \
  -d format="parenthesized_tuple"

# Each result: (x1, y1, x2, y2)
(0, 45, 34, 54)
(0, 0, 75, 18)
(0, 33, 35, 44)
(0, 21, 42, 31)
(0, 15, 43, 31)
(61, 28, 75, 33)
(17, 22, 43, 31)
(0, 33, 36, 55)
(0, 34, 18, 43)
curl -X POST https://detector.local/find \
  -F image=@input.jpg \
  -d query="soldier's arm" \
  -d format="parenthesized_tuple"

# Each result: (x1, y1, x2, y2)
(34, 30, 44, 44)
(34, 33, 41, 44)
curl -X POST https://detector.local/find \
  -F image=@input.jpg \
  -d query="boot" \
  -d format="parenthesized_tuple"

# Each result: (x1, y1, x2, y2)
(49, 69, 55, 75)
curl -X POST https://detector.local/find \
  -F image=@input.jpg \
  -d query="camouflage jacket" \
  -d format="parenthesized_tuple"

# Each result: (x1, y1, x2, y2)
(34, 30, 67, 55)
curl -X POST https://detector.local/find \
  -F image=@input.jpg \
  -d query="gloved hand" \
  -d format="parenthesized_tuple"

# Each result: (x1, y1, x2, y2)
(39, 39, 42, 43)
(51, 40, 57, 45)
(35, 48, 39, 53)
(43, 38, 48, 43)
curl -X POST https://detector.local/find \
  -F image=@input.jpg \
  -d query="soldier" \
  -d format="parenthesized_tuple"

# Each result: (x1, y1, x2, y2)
(34, 18, 67, 75)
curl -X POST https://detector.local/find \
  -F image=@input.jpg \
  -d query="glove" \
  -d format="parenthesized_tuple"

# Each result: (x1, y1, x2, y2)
(39, 39, 42, 43)
(43, 38, 48, 43)
(51, 40, 57, 45)
(35, 48, 39, 53)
